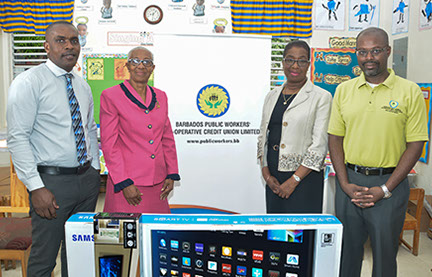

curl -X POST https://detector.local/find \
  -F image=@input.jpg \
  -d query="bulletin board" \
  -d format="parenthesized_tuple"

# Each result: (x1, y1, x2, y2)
(82, 54, 154, 124)
(418, 83, 432, 163)
(310, 48, 361, 96)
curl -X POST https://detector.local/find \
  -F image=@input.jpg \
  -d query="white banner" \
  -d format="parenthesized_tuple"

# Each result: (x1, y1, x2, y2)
(392, 0, 409, 34)
(419, 0, 432, 30)
(314, 0, 345, 30)
(153, 34, 271, 213)
(349, 0, 380, 31)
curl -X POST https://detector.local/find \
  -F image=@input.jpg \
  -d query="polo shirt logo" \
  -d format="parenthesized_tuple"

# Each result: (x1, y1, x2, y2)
(389, 100, 399, 108)
(381, 100, 403, 114)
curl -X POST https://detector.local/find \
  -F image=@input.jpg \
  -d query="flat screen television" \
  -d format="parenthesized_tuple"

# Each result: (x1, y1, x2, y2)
(139, 214, 342, 277)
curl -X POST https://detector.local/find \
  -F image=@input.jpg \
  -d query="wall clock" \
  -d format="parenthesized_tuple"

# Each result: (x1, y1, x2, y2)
(144, 5, 163, 25)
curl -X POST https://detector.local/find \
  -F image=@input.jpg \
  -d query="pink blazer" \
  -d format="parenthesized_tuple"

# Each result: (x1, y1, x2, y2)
(100, 80, 179, 192)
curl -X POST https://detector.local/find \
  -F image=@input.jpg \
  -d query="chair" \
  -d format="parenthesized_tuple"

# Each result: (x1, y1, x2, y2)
(0, 158, 31, 277)
(399, 187, 425, 256)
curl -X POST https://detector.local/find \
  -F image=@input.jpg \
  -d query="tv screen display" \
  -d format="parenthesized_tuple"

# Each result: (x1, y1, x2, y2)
(150, 229, 315, 277)
(99, 255, 123, 277)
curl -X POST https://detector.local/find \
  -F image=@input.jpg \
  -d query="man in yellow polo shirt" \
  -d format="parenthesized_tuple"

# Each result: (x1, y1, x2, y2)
(328, 27, 428, 277)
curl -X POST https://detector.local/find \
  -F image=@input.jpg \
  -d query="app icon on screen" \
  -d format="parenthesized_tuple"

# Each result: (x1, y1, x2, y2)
(182, 273, 191, 277)
(252, 268, 263, 277)
(286, 254, 299, 265)
(222, 246, 232, 256)
(159, 253, 167, 262)
(209, 245, 217, 254)
(208, 261, 217, 271)
(252, 250, 264, 261)
(160, 238, 166, 247)
(171, 270, 179, 276)
(171, 240, 179, 249)
(195, 259, 203, 268)
(160, 268, 167, 276)
(182, 257, 191, 266)
(222, 263, 232, 273)
(236, 265, 247, 275)
(183, 241, 191, 251)
(268, 270, 280, 277)
(269, 252, 280, 262)
(286, 273, 298, 277)
(195, 243, 204, 253)
(171, 256, 178, 264)
(237, 249, 247, 257)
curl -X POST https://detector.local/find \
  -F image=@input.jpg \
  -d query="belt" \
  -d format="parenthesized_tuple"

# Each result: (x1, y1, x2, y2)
(347, 163, 395, 176)
(37, 161, 91, 175)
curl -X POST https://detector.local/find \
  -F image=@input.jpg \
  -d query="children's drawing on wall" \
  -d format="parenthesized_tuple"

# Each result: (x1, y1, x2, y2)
(101, 0, 113, 19)
(77, 23, 88, 47)
(420, 0, 432, 30)
(75, 16, 89, 49)
(392, 0, 409, 34)
(315, 0, 345, 30)
(193, 0, 205, 16)
(349, 0, 380, 31)
(213, 18, 227, 33)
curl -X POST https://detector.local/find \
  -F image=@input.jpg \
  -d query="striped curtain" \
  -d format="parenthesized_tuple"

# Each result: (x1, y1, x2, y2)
(231, 0, 313, 38)
(0, 0, 74, 34)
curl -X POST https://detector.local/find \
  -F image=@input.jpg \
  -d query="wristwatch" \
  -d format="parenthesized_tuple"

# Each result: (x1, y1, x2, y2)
(292, 174, 301, 182)
(381, 184, 392, 199)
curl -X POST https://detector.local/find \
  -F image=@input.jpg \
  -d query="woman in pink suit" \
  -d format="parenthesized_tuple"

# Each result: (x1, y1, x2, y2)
(100, 46, 179, 213)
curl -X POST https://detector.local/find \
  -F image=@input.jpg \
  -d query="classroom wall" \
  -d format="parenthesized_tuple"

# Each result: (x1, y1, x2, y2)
(310, 0, 432, 194)
(0, 2, 431, 190)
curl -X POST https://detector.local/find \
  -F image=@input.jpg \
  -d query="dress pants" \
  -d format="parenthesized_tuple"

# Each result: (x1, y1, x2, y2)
(28, 167, 100, 277)
(335, 167, 409, 277)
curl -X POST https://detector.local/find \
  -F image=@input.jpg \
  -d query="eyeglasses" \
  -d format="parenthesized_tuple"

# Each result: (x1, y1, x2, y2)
(355, 47, 388, 57)
(128, 58, 154, 67)
(283, 58, 310, 68)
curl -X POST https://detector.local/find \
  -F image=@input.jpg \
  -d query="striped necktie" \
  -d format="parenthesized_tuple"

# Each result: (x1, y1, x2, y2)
(65, 73, 88, 165)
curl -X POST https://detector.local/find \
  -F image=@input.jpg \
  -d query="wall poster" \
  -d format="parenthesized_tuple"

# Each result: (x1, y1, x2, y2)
(311, 48, 361, 96)
(349, 0, 380, 31)
(314, 0, 345, 30)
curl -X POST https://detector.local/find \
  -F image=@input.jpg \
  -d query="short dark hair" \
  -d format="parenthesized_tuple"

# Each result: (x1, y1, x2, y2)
(356, 27, 389, 46)
(45, 21, 75, 37)
(283, 40, 311, 60)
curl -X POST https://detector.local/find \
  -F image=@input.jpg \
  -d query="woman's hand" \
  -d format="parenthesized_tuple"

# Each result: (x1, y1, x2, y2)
(160, 179, 174, 200)
(277, 177, 299, 199)
(122, 185, 143, 206)
(266, 176, 281, 194)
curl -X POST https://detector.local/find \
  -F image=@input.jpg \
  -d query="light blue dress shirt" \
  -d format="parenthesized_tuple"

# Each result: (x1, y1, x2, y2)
(7, 59, 100, 191)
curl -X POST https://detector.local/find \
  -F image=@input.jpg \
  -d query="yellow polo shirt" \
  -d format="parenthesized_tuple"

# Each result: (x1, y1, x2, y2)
(328, 69, 429, 167)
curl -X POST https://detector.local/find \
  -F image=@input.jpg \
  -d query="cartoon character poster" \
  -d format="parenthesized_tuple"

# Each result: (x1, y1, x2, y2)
(315, 0, 345, 30)
(419, 0, 432, 30)
(392, 0, 409, 34)
(349, 0, 380, 31)
(310, 48, 361, 96)
(418, 83, 432, 163)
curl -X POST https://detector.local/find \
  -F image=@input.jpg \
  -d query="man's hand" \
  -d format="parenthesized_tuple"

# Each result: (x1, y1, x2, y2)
(341, 183, 374, 208)
(31, 187, 59, 219)
(351, 186, 384, 208)
(277, 177, 298, 199)
(160, 179, 174, 200)
(122, 185, 142, 206)
(266, 176, 280, 194)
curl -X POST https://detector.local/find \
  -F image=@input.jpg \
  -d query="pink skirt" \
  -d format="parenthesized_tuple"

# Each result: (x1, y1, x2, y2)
(104, 180, 171, 214)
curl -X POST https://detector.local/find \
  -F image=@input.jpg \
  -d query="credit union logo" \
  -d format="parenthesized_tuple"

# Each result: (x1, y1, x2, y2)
(197, 84, 230, 118)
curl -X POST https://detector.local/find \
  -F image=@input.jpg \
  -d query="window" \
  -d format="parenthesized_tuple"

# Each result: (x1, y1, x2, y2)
(12, 33, 46, 78)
